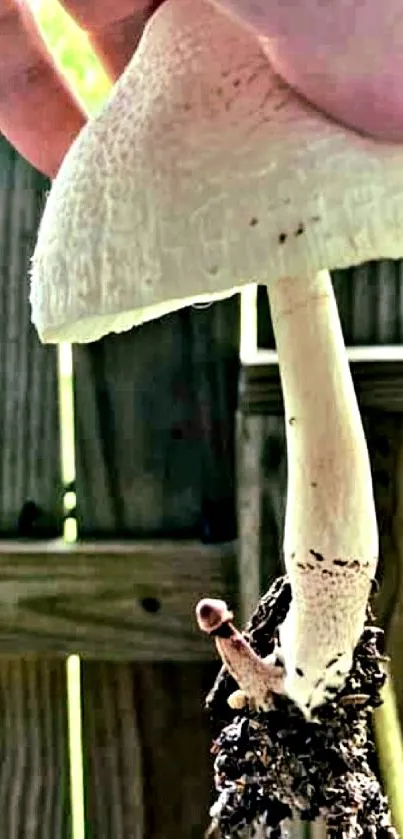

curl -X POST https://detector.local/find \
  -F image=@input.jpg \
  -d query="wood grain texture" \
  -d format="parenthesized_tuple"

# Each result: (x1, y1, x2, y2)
(0, 135, 62, 537)
(133, 662, 217, 839)
(236, 412, 265, 622)
(239, 362, 403, 415)
(258, 261, 403, 349)
(72, 303, 239, 839)
(82, 662, 144, 839)
(72, 300, 239, 540)
(364, 413, 403, 638)
(0, 657, 71, 838)
(378, 416, 403, 723)
(0, 540, 236, 657)
(0, 139, 69, 838)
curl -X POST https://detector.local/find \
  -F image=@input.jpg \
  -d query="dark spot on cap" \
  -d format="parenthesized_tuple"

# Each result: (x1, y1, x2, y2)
(333, 558, 348, 567)
(296, 667, 304, 677)
(288, 416, 295, 426)
(295, 223, 304, 236)
(249, 217, 259, 227)
(278, 233, 287, 244)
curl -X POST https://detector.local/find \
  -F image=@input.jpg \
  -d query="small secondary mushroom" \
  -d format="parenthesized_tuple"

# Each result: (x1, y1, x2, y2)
(31, 0, 399, 716)
(196, 598, 284, 709)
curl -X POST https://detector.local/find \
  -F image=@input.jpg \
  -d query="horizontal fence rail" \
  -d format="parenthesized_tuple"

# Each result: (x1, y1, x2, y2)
(239, 361, 403, 415)
(0, 540, 236, 658)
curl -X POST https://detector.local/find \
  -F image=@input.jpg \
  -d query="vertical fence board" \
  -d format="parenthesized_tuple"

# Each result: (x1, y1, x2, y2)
(72, 301, 239, 540)
(82, 662, 144, 839)
(0, 658, 71, 838)
(371, 414, 403, 723)
(73, 301, 239, 837)
(0, 136, 62, 536)
(0, 136, 69, 837)
(134, 662, 216, 839)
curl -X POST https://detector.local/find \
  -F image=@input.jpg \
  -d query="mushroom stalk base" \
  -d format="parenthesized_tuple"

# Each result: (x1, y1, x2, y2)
(205, 577, 395, 839)
(267, 270, 378, 716)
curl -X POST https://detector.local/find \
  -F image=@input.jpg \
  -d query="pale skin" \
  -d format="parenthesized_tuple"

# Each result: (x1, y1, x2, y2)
(2, 0, 403, 176)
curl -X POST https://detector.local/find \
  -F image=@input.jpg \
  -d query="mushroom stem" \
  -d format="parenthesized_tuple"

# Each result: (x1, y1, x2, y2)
(267, 270, 378, 716)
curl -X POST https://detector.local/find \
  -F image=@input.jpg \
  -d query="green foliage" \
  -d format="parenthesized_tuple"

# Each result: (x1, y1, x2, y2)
(33, 0, 111, 114)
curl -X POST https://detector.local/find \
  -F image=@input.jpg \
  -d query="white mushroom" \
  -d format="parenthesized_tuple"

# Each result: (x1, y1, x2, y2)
(31, 0, 394, 716)
(31, 0, 403, 343)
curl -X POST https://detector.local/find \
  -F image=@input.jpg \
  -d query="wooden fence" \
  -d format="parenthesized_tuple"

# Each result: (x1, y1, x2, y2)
(1, 131, 403, 838)
(0, 133, 239, 838)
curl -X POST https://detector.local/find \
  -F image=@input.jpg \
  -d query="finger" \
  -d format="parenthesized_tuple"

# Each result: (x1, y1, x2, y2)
(59, 0, 162, 80)
(0, 0, 86, 177)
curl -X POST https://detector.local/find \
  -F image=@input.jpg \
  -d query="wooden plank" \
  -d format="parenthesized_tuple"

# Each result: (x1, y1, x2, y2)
(0, 138, 69, 838)
(73, 304, 239, 838)
(133, 661, 217, 839)
(373, 414, 403, 724)
(239, 362, 403, 415)
(0, 540, 236, 658)
(0, 135, 62, 537)
(82, 662, 144, 839)
(82, 661, 217, 839)
(72, 300, 239, 540)
(235, 412, 289, 621)
(236, 412, 265, 623)
(364, 413, 403, 637)
(0, 657, 71, 838)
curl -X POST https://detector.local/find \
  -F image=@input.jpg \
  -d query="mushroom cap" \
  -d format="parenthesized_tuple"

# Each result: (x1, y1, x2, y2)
(31, 0, 403, 344)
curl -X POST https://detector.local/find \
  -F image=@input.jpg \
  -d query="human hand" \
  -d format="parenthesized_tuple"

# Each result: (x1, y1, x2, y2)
(0, 0, 161, 176)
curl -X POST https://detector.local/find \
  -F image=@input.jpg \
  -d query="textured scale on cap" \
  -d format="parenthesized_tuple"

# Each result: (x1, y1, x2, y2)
(31, 0, 403, 343)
